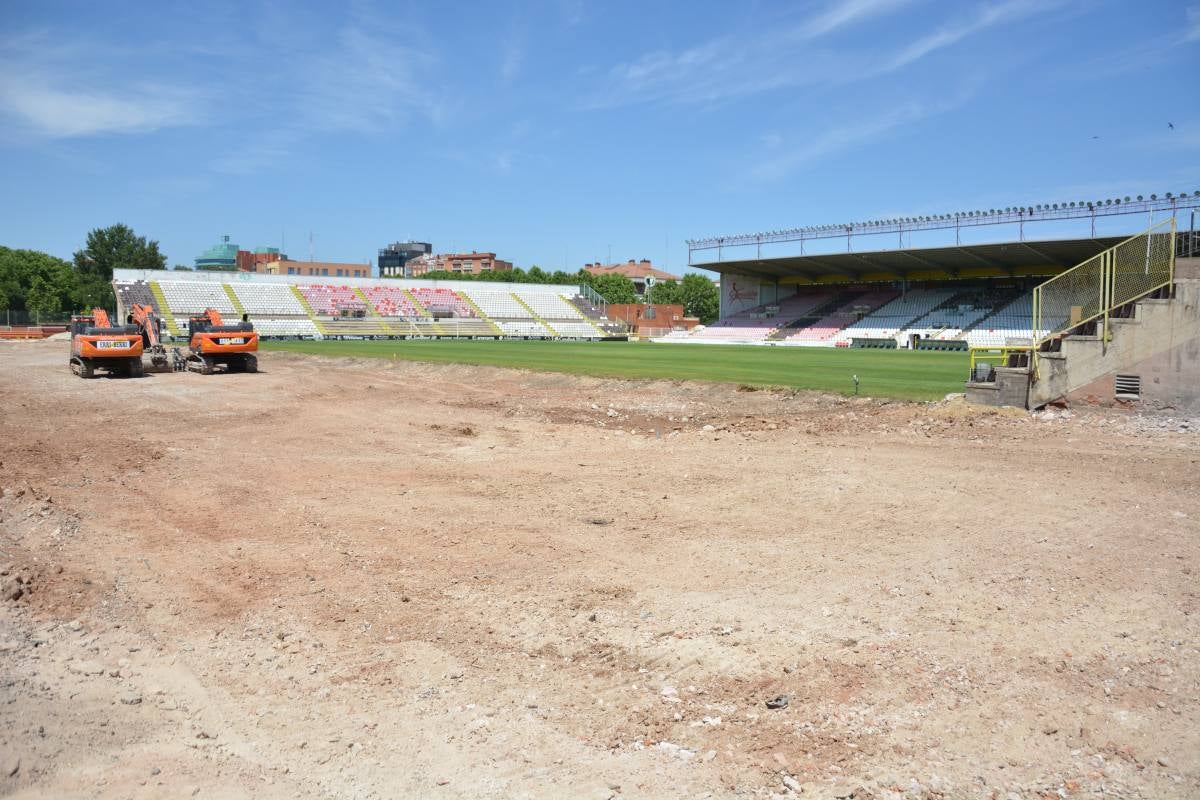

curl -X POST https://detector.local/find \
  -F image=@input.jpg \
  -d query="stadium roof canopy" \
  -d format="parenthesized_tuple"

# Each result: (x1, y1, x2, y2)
(692, 235, 1127, 285)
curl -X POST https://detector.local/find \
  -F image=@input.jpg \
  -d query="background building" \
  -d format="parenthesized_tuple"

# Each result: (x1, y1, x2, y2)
(194, 235, 239, 270)
(237, 247, 287, 272)
(378, 241, 433, 277)
(408, 251, 513, 276)
(262, 260, 370, 278)
(605, 303, 697, 337)
(583, 259, 680, 295)
(196, 236, 291, 272)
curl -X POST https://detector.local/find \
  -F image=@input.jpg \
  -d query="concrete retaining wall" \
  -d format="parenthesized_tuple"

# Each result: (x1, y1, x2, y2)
(967, 259, 1200, 411)
(1031, 269, 1200, 411)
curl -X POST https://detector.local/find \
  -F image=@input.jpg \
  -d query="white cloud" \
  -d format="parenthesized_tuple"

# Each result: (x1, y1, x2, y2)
(884, 0, 1057, 72)
(760, 132, 784, 149)
(501, 41, 524, 83)
(559, 0, 586, 27)
(210, 131, 300, 176)
(588, 0, 917, 108)
(0, 7, 445, 148)
(0, 33, 199, 138)
(1187, 5, 1200, 42)
(585, 0, 1056, 110)
(796, 0, 915, 40)
(0, 78, 193, 137)
(297, 23, 439, 133)
(750, 103, 934, 181)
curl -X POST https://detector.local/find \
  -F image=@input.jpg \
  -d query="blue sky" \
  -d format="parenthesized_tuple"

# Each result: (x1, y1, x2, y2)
(0, 0, 1197, 276)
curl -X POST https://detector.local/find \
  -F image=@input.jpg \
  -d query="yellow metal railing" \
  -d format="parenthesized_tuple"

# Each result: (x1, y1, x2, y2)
(1032, 219, 1175, 374)
(968, 345, 1031, 382)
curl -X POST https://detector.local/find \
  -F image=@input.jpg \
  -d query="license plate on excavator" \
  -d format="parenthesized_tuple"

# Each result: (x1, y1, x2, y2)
(217, 337, 246, 345)
(96, 340, 130, 349)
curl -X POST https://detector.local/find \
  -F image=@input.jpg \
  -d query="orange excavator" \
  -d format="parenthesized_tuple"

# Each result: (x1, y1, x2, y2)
(186, 308, 258, 374)
(126, 302, 177, 372)
(69, 309, 144, 378)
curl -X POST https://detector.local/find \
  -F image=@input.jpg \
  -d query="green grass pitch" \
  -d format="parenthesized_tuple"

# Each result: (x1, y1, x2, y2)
(261, 339, 969, 401)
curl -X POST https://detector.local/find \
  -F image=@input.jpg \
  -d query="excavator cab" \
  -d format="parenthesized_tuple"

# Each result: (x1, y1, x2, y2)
(69, 309, 144, 378)
(186, 308, 259, 374)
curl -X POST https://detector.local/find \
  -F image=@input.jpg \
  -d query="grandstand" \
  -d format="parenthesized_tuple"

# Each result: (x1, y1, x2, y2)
(677, 193, 1200, 410)
(675, 231, 1133, 349)
(688, 290, 834, 342)
(112, 270, 621, 341)
(681, 193, 1200, 351)
(832, 288, 956, 345)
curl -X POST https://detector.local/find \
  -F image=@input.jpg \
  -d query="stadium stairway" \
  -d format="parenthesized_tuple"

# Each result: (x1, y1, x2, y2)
(904, 291, 969, 330)
(354, 288, 418, 336)
(767, 291, 856, 340)
(355, 287, 381, 317)
(318, 319, 395, 337)
(1028, 282, 1200, 409)
(222, 285, 246, 317)
(458, 293, 504, 336)
(404, 289, 430, 316)
(511, 293, 558, 336)
(400, 290, 448, 335)
(577, 308, 608, 337)
(289, 286, 329, 336)
(957, 288, 1028, 336)
(967, 242, 1200, 412)
(148, 282, 181, 336)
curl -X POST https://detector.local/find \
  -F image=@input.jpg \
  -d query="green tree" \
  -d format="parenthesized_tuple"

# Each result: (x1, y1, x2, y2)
(526, 266, 548, 284)
(0, 252, 19, 309)
(73, 223, 167, 280)
(0, 246, 76, 312)
(590, 272, 638, 304)
(26, 276, 63, 316)
(648, 279, 684, 306)
(72, 274, 114, 311)
(679, 273, 719, 323)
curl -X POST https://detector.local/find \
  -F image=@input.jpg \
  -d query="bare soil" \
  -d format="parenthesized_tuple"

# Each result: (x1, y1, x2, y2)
(1, 339, 1197, 800)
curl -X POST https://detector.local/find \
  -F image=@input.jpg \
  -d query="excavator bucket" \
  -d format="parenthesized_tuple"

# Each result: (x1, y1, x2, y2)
(127, 303, 174, 373)
(143, 345, 174, 373)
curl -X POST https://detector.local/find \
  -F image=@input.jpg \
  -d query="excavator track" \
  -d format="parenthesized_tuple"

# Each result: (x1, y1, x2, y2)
(186, 353, 215, 375)
(69, 356, 95, 379)
(184, 309, 259, 376)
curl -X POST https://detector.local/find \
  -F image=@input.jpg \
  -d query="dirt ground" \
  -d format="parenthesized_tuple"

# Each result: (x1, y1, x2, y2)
(0, 339, 1197, 800)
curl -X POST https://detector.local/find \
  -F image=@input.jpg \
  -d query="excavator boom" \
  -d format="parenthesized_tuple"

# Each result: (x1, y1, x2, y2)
(127, 302, 175, 372)
(129, 303, 160, 348)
